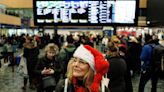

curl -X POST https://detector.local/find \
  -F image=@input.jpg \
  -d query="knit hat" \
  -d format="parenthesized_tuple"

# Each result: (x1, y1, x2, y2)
(73, 45, 109, 74)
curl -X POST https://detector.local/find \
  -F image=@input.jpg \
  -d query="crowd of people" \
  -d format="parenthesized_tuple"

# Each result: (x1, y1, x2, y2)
(0, 32, 164, 92)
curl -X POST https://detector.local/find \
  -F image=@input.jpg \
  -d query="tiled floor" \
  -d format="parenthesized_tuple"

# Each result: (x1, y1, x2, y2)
(0, 66, 164, 92)
(132, 75, 164, 92)
(0, 48, 38, 92)
(0, 66, 35, 92)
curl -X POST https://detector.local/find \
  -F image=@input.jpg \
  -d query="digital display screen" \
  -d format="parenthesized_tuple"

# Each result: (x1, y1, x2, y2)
(33, 0, 138, 26)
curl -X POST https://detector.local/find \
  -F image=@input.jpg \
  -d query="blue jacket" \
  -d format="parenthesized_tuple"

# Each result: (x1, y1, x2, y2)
(140, 44, 155, 70)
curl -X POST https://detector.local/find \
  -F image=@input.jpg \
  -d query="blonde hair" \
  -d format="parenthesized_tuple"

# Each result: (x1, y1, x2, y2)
(26, 36, 33, 42)
(111, 36, 120, 44)
(66, 58, 95, 91)
(107, 41, 120, 57)
(44, 43, 59, 55)
(23, 36, 35, 49)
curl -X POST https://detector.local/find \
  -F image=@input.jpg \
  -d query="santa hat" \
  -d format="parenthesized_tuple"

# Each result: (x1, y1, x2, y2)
(73, 45, 109, 74)
(73, 45, 109, 92)
(73, 45, 95, 71)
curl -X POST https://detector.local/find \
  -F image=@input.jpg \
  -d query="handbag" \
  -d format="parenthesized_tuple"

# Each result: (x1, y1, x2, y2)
(17, 56, 28, 78)
(101, 74, 110, 92)
(42, 76, 56, 89)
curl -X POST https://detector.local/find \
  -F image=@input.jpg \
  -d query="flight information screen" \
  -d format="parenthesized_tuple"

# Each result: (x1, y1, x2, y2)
(33, 0, 138, 26)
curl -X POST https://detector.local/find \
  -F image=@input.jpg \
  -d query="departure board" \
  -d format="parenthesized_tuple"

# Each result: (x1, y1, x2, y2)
(33, 0, 138, 26)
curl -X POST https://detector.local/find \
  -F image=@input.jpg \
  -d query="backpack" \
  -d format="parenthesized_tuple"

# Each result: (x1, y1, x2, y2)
(152, 44, 164, 71)
(63, 48, 76, 76)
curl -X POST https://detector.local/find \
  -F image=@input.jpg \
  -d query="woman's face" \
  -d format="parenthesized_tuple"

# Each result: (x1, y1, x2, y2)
(25, 39, 30, 43)
(47, 50, 55, 60)
(72, 57, 90, 79)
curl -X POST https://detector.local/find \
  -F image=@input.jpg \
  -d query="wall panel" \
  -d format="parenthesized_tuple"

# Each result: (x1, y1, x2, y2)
(0, 0, 32, 8)
(139, 0, 147, 8)
(0, 14, 21, 25)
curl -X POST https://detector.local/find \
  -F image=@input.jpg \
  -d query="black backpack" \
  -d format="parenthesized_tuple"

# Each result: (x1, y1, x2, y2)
(152, 44, 164, 71)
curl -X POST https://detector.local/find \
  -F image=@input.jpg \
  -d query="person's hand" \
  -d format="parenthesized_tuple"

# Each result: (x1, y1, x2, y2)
(41, 67, 50, 75)
(48, 68, 54, 74)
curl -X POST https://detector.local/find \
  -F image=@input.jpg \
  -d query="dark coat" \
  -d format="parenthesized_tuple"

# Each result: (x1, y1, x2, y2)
(55, 79, 75, 92)
(127, 42, 142, 74)
(107, 57, 127, 92)
(58, 44, 76, 77)
(153, 44, 164, 70)
(23, 47, 39, 72)
(35, 56, 62, 85)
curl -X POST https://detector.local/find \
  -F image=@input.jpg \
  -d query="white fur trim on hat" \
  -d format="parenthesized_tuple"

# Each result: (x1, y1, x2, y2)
(73, 45, 95, 71)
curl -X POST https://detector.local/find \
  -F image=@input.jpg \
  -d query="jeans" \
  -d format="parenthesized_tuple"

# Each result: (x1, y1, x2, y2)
(138, 68, 159, 92)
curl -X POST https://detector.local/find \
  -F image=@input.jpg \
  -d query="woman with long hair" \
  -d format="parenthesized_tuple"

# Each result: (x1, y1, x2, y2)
(106, 41, 127, 92)
(55, 45, 109, 92)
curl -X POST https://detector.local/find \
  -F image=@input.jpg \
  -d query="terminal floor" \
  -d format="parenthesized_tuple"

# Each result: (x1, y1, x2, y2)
(0, 48, 164, 92)
(0, 66, 164, 92)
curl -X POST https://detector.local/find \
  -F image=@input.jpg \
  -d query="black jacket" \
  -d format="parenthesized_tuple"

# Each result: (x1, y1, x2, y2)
(107, 57, 127, 92)
(55, 79, 75, 92)
(23, 47, 39, 70)
(35, 56, 62, 84)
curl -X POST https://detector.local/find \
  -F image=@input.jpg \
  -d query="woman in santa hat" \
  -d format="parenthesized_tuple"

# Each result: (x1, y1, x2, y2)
(55, 45, 109, 92)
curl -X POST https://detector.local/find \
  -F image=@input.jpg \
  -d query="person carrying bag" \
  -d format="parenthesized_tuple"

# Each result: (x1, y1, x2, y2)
(35, 43, 62, 92)
(42, 68, 56, 90)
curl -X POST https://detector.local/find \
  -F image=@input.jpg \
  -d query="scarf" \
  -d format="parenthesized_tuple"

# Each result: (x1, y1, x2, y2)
(72, 75, 102, 92)
(72, 77, 88, 92)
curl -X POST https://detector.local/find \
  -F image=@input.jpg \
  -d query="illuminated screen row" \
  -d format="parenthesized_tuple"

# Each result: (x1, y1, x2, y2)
(33, 0, 138, 26)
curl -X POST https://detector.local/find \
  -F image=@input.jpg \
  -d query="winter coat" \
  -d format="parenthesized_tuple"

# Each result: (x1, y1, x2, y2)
(58, 44, 76, 63)
(23, 46, 39, 71)
(107, 57, 127, 92)
(58, 44, 76, 77)
(140, 44, 155, 70)
(127, 42, 142, 72)
(35, 56, 62, 84)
